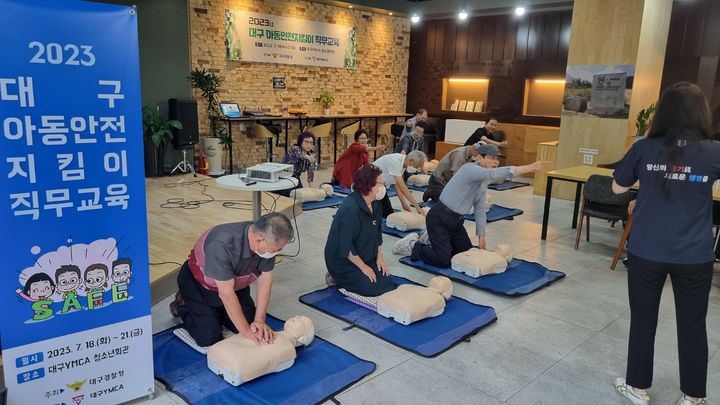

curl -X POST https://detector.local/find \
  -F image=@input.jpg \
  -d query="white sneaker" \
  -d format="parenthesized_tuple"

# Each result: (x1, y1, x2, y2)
(417, 229, 430, 246)
(678, 395, 707, 405)
(614, 377, 650, 405)
(392, 233, 419, 256)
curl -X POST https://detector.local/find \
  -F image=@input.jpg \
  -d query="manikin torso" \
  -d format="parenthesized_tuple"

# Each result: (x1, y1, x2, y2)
(207, 316, 314, 386)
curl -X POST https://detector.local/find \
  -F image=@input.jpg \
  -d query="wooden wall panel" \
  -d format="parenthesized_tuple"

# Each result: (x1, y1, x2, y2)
(455, 22, 469, 61)
(542, 13, 561, 60)
(479, 17, 496, 60)
(515, 17, 529, 60)
(443, 20, 457, 61)
(493, 17, 507, 60)
(406, 10, 573, 126)
(467, 16, 482, 61)
(661, 0, 720, 114)
(504, 17, 518, 60)
(526, 14, 544, 61)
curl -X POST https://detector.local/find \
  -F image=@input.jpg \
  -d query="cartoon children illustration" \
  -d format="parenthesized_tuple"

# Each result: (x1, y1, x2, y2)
(84, 263, 108, 309)
(110, 258, 132, 302)
(16, 273, 56, 320)
(55, 265, 83, 313)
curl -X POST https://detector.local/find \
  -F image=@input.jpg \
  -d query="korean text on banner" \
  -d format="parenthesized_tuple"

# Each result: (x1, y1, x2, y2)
(0, 1, 154, 404)
(226, 9, 357, 69)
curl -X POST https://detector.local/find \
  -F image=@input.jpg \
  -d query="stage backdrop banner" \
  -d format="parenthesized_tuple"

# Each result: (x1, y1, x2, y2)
(225, 8, 357, 69)
(0, 1, 153, 404)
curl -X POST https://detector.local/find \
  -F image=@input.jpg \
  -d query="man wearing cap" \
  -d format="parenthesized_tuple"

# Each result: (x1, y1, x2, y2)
(422, 142, 483, 202)
(393, 144, 546, 267)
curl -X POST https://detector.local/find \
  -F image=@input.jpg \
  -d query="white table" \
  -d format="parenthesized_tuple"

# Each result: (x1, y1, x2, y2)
(216, 175, 299, 220)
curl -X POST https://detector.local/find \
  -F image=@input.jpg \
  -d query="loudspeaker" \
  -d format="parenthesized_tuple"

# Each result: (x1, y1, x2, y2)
(168, 98, 199, 148)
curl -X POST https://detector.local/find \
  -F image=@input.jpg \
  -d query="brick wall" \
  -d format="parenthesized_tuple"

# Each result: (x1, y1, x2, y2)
(188, 0, 410, 170)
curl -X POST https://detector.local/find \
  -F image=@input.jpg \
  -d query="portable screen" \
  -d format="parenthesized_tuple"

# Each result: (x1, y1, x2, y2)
(220, 103, 241, 117)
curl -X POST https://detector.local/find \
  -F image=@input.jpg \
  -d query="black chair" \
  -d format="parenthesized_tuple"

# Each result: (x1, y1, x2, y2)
(575, 174, 632, 250)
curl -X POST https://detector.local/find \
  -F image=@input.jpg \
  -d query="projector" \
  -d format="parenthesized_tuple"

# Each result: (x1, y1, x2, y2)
(245, 163, 294, 182)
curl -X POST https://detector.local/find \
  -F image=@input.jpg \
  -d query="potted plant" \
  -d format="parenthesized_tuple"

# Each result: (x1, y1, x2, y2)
(314, 90, 335, 115)
(142, 105, 182, 177)
(634, 102, 656, 138)
(190, 68, 226, 174)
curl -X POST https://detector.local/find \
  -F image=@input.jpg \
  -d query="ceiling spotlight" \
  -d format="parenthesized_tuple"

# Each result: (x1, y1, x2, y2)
(349, 5, 353, 8)
(515, 6, 526, 16)
(459, 10, 468, 20)
(389, 12, 393, 15)
(411, 13, 420, 24)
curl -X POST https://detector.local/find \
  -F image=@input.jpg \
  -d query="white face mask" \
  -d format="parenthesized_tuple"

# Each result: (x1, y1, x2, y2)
(256, 240, 279, 259)
(374, 184, 387, 200)
(258, 251, 278, 259)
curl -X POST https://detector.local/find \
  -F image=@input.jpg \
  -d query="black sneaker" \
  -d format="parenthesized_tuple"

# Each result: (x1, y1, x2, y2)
(169, 291, 184, 318)
(622, 257, 629, 267)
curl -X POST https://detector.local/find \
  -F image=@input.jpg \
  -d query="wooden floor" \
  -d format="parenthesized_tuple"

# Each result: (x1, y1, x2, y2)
(146, 174, 301, 302)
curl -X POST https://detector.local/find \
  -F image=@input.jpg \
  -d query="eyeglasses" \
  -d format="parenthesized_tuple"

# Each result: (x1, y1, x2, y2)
(302, 139, 315, 144)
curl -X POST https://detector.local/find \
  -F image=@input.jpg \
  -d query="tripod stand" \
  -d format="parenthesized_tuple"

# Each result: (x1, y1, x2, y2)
(171, 148, 196, 176)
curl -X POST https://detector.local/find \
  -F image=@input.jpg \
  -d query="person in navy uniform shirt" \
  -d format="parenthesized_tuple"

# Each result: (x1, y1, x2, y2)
(324, 165, 395, 296)
(612, 82, 720, 405)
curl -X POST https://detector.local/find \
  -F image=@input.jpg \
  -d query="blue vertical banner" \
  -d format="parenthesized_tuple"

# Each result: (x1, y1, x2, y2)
(0, 1, 154, 404)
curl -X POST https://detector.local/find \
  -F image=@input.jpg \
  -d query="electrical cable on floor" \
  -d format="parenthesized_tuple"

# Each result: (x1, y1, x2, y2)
(160, 179, 253, 211)
(150, 261, 183, 267)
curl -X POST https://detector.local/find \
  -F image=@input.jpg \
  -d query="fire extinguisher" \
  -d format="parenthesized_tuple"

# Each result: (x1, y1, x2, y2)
(199, 155, 209, 175)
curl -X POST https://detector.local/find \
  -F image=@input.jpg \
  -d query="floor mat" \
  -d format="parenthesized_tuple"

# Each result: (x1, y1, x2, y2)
(153, 315, 375, 405)
(399, 256, 565, 296)
(299, 276, 497, 357)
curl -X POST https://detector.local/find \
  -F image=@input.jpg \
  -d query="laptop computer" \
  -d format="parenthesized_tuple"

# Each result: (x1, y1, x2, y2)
(220, 102, 242, 118)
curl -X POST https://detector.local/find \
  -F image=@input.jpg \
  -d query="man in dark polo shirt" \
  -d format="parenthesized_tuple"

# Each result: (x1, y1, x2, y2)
(170, 212, 294, 347)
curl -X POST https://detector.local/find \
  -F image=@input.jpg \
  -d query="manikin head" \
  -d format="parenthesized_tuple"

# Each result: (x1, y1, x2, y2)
(428, 276, 453, 300)
(319, 183, 334, 197)
(494, 243, 514, 263)
(249, 213, 295, 258)
(484, 118, 498, 133)
(404, 150, 427, 172)
(283, 315, 315, 346)
(475, 144, 503, 169)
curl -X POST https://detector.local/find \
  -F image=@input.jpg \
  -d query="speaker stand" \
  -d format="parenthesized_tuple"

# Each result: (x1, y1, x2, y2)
(171, 148, 196, 176)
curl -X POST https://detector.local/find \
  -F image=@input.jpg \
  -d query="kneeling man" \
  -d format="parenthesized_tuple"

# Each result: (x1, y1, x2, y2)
(170, 212, 294, 346)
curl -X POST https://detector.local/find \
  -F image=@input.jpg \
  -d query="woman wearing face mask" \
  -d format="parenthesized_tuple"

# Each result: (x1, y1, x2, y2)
(324, 165, 396, 296)
(331, 128, 387, 189)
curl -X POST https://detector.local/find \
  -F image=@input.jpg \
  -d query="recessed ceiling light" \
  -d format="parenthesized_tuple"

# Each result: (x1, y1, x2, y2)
(515, 6, 526, 16)
(389, 12, 393, 16)
(349, 5, 353, 8)
(459, 10, 468, 20)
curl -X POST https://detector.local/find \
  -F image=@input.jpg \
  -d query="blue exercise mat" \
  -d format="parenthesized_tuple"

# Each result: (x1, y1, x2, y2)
(299, 276, 497, 357)
(381, 221, 421, 238)
(399, 256, 565, 296)
(332, 184, 396, 197)
(419, 201, 523, 222)
(407, 183, 428, 192)
(153, 315, 375, 405)
(302, 194, 345, 211)
(488, 180, 530, 191)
